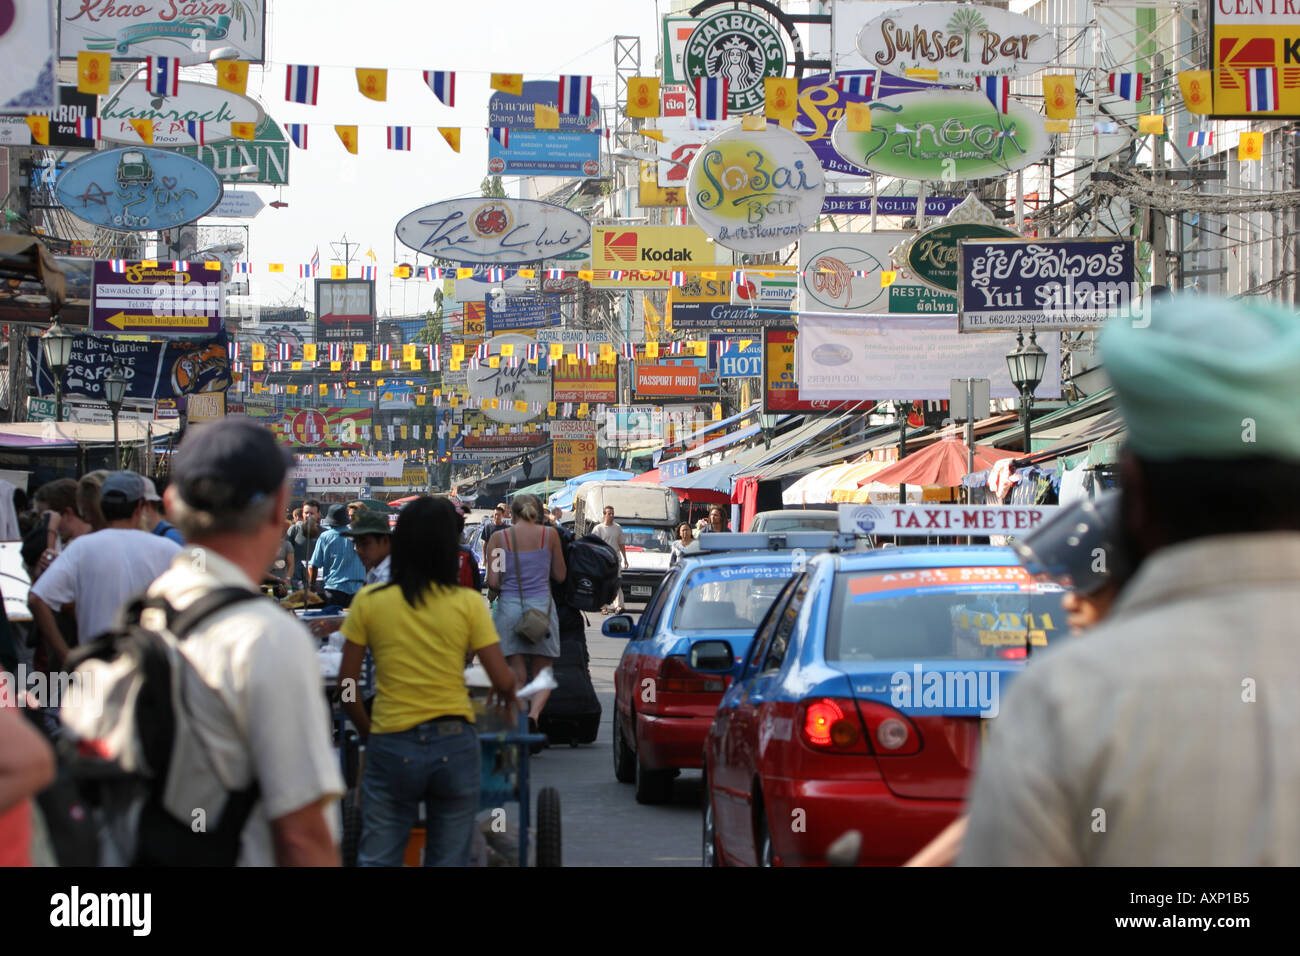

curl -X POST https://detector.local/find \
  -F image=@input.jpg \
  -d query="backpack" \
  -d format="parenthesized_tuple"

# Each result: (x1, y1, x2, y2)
(457, 548, 481, 590)
(563, 535, 621, 611)
(58, 587, 266, 867)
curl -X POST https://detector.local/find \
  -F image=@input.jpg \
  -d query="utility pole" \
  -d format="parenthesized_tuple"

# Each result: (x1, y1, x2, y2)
(330, 234, 360, 273)
(1150, 53, 1169, 289)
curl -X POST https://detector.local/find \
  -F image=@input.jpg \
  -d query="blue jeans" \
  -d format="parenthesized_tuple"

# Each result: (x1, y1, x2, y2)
(358, 717, 480, 867)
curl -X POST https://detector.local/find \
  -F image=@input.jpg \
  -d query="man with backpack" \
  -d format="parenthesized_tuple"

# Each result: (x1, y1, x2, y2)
(140, 477, 185, 544)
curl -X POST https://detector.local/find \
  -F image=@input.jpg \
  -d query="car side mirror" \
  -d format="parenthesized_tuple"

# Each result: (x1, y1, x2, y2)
(602, 614, 636, 638)
(689, 639, 734, 672)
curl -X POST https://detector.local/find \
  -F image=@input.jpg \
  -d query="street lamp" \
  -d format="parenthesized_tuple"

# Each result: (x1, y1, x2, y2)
(40, 319, 76, 423)
(1005, 328, 1048, 454)
(104, 361, 128, 470)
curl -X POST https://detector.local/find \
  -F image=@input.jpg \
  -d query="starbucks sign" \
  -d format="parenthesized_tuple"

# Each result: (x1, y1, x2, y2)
(685, 9, 787, 115)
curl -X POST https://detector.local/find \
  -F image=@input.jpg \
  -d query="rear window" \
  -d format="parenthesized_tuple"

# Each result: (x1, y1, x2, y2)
(825, 566, 1067, 662)
(755, 515, 839, 533)
(623, 526, 672, 552)
(671, 564, 793, 632)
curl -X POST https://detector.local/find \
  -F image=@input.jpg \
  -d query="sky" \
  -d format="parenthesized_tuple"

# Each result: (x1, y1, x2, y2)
(201, 0, 664, 317)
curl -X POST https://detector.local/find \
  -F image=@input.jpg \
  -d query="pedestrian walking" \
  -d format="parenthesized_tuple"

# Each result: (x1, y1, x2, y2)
(337, 497, 516, 866)
(670, 521, 694, 565)
(341, 509, 393, 585)
(308, 504, 367, 607)
(479, 503, 510, 546)
(288, 499, 323, 590)
(591, 506, 629, 614)
(961, 295, 1300, 866)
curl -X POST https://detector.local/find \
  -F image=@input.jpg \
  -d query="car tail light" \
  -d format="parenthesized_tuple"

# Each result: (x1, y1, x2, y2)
(798, 698, 868, 753)
(658, 655, 726, 694)
(998, 647, 1028, 660)
(855, 700, 922, 756)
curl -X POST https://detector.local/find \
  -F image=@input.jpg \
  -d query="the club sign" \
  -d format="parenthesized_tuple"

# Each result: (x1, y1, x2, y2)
(396, 198, 590, 264)
(54, 147, 223, 232)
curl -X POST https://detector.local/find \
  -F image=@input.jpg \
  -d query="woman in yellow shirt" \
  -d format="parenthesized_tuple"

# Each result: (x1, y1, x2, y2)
(339, 497, 516, 867)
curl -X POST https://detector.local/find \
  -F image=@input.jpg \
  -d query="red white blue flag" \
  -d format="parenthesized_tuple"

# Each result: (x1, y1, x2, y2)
(423, 70, 455, 107)
(234, 262, 252, 274)
(170, 260, 188, 271)
(185, 121, 205, 145)
(694, 77, 727, 120)
(1245, 68, 1278, 112)
(1108, 72, 1143, 102)
(608, 270, 624, 281)
(546, 268, 564, 279)
(669, 340, 683, 354)
(486, 267, 505, 282)
(837, 72, 876, 99)
(109, 259, 126, 273)
(76, 117, 101, 140)
(362, 266, 378, 280)
(146, 56, 180, 96)
(277, 343, 292, 361)
(558, 75, 593, 116)
(286, 64, 320, 105)
(286, 123, 307, 149)
(671, 270, 687, 286)
(490, 126, 510, 147)
(427, 345, 441, 367)
(387, 126, 411, 150)
(621, 343, 635, 360)
(1187, 130, 1213, 147)
(978, 75, 1009, 113)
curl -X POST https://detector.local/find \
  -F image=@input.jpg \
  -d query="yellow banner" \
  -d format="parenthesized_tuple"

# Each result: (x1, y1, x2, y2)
(1043, 75, 1076, 119)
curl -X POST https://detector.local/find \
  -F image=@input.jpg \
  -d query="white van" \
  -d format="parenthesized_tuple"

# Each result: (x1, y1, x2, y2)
(572, 481, 679, 603)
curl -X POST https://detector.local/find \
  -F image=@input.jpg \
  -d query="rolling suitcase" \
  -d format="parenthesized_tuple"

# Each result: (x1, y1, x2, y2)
(539, 604, 601, 746)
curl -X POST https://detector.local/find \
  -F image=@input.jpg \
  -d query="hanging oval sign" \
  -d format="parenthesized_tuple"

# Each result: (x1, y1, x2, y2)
(857, 3, 1056, 83)
(55, 147, 223, 232)
(831, 90, 1049, 181)
(466, 333, 550, 424)
(897, 196, 1021, 293)
(99, 80, 266, 147)
(396, 198, 590, 264)
(686, 123, 826, 254)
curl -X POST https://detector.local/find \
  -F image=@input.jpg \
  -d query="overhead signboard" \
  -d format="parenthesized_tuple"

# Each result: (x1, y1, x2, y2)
(669, 301, 782, 330)
(838, 504, 1060, 538)
(1210, 4, 1300, 119)
(856, 4, 1055, 83)
(485, 293, 561, 332)
(396, 198, 591, 264)
(654, 119, 724, 189)
(684, 7, 790, 114)
(662, 16, 702, 85)
(488, 130, 600, 178)
(29, 331, 231, 402)
(831, 90, 1050, 181)
(796, 315, 1062, 400)
(57, 0, 268, 62)
(267, 408, 372, 449)
(467, 333, 549, 424)
(636, 364, 701, 398)
(55, 147, 224, 231)
(552, 356, 618, 404)
(638, 162, 687, 208)
(795, 70, 935, 177)
(669, 274, 731, 304)
(606, 405, 664, 442)
(821, 195, 964, 217)
(551, 420, 600, 479)
(731, 272, 797, 309)
(593, 224, 716, 271)
(0, 2, 56, 112)
(178, 117, 290, 185)
(0, 86, 97, 146)
(763, 327, 860, 414)
(686, 124, 826, 254)
(957, 237, 1139, 332)
(489, 80, 602, 130)
(100, 79, 265, 146)
(315, 279, 375, 343)
(897, 196, 1020, 294)
(535, 328, 611, 344)
(186, 391, 225, 423)
(208, 189, 265, 218)
(798, 231, 956, 315)
(92, 260, 223, 336)
(709, 334, 763, 378)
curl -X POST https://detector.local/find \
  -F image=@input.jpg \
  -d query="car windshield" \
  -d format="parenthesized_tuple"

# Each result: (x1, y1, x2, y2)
(622, 526, 672, 552)
(670, 564, 793, 632)
(460, 523, 481, 547)
(825, 566, 1068, 662)
(756, 515, 839, 532)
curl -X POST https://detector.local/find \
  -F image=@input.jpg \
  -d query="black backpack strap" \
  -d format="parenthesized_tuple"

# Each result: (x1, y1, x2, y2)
(167, 587, 267, 640)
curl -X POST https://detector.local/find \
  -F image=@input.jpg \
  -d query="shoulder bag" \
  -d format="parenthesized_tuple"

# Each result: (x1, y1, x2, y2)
(509, 527, 552, 644)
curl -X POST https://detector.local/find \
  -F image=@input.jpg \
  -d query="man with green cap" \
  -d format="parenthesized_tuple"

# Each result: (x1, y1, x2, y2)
(341, 509, 392, 585)
(961, 295, 1300, 866)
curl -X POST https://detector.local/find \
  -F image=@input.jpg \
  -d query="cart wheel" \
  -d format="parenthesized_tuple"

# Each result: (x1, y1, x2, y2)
(535, 787, 562, 867)
(341, 794, 362, 868)
(342, 731, 361, 789)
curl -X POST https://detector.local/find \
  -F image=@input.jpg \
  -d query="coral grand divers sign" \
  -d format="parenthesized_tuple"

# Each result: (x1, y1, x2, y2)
(686, 124, 826, 254)
(54, 147, 223, 231)
(58, 0, 268, 61)
(396, 198, 590, 264)
(100, 79, 264, 146)
(857, 3, 1055, 83)
(957, 238, 1138, 332)
(832, 90, 1049, 181)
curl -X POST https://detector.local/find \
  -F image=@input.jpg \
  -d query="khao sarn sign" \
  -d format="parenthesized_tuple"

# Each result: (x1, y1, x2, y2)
(857, 3, 1055, 83)
(58, 0, 268, 62)
(686, 124, 826, 254)
(396, 198, 590, 264)
(832, 90, 1049, 181)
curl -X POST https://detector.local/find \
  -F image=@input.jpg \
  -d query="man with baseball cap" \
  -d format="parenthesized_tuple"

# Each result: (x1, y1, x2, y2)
(146, 417, 343, 866)
(138, 475, 184, 545)
(341, 509, 392, 586)
(28, 471, 180, 667)
(308, 504, 367, 607)
(962, 295, 1300, 866)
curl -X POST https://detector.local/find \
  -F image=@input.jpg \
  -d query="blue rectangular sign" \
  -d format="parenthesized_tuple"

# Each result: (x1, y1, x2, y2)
(488, 130, 600, 178)
(660, 458, 690, 480)
(707, 334, 763, 378)
(820, 195, 964, 217)
(486, 294, 562, 332)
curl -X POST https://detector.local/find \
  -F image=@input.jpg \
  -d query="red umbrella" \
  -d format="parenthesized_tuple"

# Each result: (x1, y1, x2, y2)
(861, 439, 1019, 488)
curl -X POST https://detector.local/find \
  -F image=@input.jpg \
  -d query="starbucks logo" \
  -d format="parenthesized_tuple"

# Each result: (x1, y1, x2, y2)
(685, 10, 787, 114)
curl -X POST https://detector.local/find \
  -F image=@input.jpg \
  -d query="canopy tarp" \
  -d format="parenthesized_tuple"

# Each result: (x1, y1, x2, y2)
(784, 462, 860, 505)
(658, 422, 763, 466)
(629, 468, 660, 483)
(865, 439, 1018, 488)
(0, 419, 180, 449)
(510, 479, 564, 498)
(660, 402, 763, 455)
(829, 459, 895, 501)
(565, 469, 633, 486)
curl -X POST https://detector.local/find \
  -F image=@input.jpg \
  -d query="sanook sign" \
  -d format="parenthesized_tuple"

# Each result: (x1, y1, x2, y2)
(100, 80, 265, 146)
(796, 70, 936, 177)
(55, 148, 223, 231)
(857, 4, 1055, 83)
(397, 198, 590, 264)
(1211, 2, 1300, 119)
(57, 0, 268, 61)
(178, 117, 290, 185)
(831, 90, 1050, 181)
(838, 504, 1059, 537)
(592, 225, 714, 269)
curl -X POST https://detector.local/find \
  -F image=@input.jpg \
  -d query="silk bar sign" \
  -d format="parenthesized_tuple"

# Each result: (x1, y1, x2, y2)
(396, 198, 590, 264)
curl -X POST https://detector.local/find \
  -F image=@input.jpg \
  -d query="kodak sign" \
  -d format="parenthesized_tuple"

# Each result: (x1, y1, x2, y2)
(593, 225, 717, 270)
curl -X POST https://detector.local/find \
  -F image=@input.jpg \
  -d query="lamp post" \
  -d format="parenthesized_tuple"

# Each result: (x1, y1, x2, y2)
(40, 319, 76, 423)
(1005, 329, 1048, 454)
(104, 361, 128, 470)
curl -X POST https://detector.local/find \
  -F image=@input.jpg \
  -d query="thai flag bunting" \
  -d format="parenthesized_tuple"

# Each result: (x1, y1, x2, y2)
(286, 65, 320, 105)
(299, 264, 316, 278)
(731, 270, 745, 285)
(229, 344, 240, 362)
(576, 343, 589, 362)
(310, 248, 320, 273)
(107, 259, 125, 272)
(694, 77, 727, 120)
(185, 121, 205, 145)
(527, 344, 540, 362)
(621, 343, 635, 359)
(379, 345, 392, 361)
(468, 356, 480, 370)
(270, 362, 282, 373)
(387, 126, 411, 150)
(670, 341, 683, 354)
(286, 123, 308, 149)
(234, 262, 252, 273)
(329, 344, 343, 362)
(477, 343, 490, 360)
(1245, 68, 1279, 112)
(424, 70, 455, 107)
(146, 56, 180, 97)
(361, 265, 377, 280)
(837, 72, 876, 99)
(278, 343, 292, 361)
(171, 260, 188, 271)
(427, 345, 440, 367)
(563, 403, 574, 417)
(609, 270, 624, 281)
(76, 117, 101, 140)
(1187, 130, 1213, 147)
(670, 270, 686, 286)
(1108, 72, 1143, 102)
(487, 267, 505, 282)
(978, 75, 1010, 113)
(558, 75, 593, 116)
(546, 268, 564, 279)
(491, 126, 510, 147)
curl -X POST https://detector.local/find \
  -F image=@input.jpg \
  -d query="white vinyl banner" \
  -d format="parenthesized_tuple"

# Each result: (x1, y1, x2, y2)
(796, 315, 1061, 401)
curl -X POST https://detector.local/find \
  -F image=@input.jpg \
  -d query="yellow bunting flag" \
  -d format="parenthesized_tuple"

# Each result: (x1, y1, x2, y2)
(330, 361, 342, 371)
(287, 385, 299, 395)
(252, 363, 264, 373)
(599, 343, 614, 362)
(489, 356, 500, 369)
(356, 68, 388, 101)
(457, 268, 474, 279)
(400, 426, 408, 440)
(452, 344, 465, 362)
(514, 401, 528, 413)
(764, 77, 798, 125)
(24, 116, 49, 146)
(251, 343, 266, 361)
(230, 122, 256, 141)
(547, 402, 557, 416)
(535, 104, 560, 130)
(1179, 71, 1213, 115)
(646, 341, 659, 359)
(403, 344, 417, 363)
(627, 76, 660, 118)
(1045, 119, 1070, 133)
(77, 51, 111, 95)
(881, 270, 898, 287)
(369, 360, 382, 371)
(204, 260, 221, 271)
(643, 296, 662, 340)
(639, 128, 666, 143)
(410, 359, 421, 371)
(394, 265, 411, 277)
(846, 101, 872, 133)
(216, 60, 249, 95)
(1239, 131, 1263, 161)
(491, 73, 523, 95)
(549, 343, 563, 360)
(354, 344, 368, 362)
(713, 403, 723, 421)
(692, 341, 707, 357)
(416, 395, 426, 406)
(577, 403, 589, 418)
(129, 119, 154, 145)
(319, 384, 328, 396)
(500, 344, 514, 357)
(577, 270, 594, 281)
(268, 263, 284, 273)
(439, 127, 461, 152)
(1138, 114, 1164, 136)
(373, 426, 382, 439)
(517, 269, 535, 278)
(335, 125, 358, 154)
(331, 265, 347, 279)
(291, 361, 302, 371)
(1043, 75, 1076, 119)
(567, 353, 578, 365)
(741, 115, 766, 131)
(301, 343, 316, 362)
